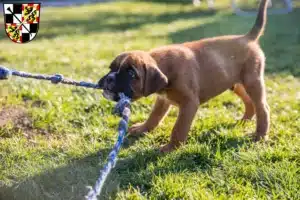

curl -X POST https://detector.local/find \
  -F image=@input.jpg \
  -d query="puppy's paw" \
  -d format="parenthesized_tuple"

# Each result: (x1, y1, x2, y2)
(128, 123, 148, 136)
(159, 143, 176, 153)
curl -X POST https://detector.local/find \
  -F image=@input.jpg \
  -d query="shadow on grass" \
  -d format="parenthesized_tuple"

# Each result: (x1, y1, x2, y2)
(0, 121, 251, 200)
(0, 8, 216, 41)
(134, 0, 196, 4)
(194, 122, 252, 150)
(0, 148, 112, 200)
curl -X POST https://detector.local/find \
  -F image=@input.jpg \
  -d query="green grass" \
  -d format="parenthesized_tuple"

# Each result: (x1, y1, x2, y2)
(0, 1, 300, 199)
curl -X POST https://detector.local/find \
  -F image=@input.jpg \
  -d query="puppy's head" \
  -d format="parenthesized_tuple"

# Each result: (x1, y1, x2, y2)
(98, 51, 168, 101)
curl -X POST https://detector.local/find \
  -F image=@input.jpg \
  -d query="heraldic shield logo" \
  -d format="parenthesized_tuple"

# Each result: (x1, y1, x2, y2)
(3, 3, 40, 43)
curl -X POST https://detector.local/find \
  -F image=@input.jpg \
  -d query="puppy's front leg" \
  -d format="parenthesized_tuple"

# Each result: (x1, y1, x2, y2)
(160, 102, 198, 153)
(129, 96, 170, 135)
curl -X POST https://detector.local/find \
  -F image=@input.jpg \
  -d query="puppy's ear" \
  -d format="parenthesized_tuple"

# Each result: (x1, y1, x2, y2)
(143, 64, 168, 96)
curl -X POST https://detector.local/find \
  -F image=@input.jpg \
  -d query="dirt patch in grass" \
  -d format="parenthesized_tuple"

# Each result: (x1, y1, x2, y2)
(0, 106, 49, 138)
(0, 106, 28, 127)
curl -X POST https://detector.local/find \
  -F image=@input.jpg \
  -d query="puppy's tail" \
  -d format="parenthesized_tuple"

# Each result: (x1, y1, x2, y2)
(246, 0, 269, 41)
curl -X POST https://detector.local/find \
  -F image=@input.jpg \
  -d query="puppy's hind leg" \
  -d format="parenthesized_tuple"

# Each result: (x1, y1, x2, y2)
(243, 72, 270, 141)
(232, 83, 255, 120)
(129, 96, 170, 136)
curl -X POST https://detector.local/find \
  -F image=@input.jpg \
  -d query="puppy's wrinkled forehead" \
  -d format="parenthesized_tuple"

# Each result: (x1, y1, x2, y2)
(109, 52, 155, 72)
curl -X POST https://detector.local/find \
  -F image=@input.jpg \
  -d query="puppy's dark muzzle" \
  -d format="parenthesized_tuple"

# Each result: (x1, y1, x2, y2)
(98, 73, 120, 101)
(98, 70, 134, 101)
(98, 73, 116, 90)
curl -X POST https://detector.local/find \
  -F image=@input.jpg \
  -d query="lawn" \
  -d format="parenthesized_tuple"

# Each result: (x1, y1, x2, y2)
(0, 0, 299, 199)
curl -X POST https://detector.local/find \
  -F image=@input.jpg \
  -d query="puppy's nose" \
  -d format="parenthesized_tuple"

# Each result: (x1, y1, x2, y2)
(106, 74, 115, 84)
(105, 73, 116, 90)
(98, 73, 116, 89)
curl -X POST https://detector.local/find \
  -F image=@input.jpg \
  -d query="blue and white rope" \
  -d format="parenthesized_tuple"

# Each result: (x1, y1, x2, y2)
(0, 65, 100, 89)
(86, 93, 131, 200)
(0, 65, 131, 200)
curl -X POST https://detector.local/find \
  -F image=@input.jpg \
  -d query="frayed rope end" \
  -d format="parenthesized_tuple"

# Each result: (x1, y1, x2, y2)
(0, 66, 12, 80)
(85, 186, 97, 200)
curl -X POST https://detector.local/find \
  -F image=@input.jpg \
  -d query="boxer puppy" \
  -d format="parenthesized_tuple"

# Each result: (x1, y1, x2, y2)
(99, 0, 270, 152)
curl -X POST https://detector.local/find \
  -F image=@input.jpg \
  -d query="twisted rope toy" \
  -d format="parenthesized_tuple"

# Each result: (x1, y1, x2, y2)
(0, 65, 131, 200)
(86, 94, 131, 200)
(0, 65, 100, 88)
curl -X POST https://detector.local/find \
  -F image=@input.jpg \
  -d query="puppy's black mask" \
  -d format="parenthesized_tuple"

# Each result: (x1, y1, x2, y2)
(98, 66, 137, 101)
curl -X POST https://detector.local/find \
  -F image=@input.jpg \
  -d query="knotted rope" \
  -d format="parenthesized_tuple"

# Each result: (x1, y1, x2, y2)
(0, 65, 131, 200)
(86, 93, 131, 200)
(0, 66, 100, 88)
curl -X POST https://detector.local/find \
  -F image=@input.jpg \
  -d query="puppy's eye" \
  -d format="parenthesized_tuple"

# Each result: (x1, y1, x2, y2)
(128, 69, 135, 78)
(127, 67, 137, 79)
